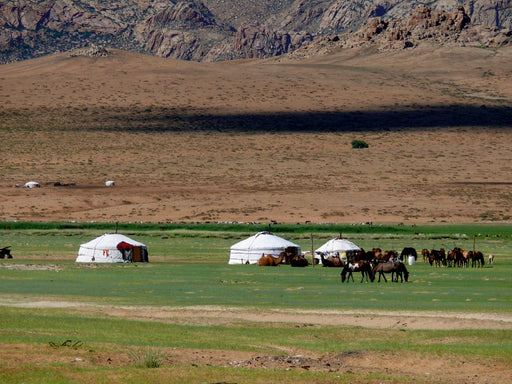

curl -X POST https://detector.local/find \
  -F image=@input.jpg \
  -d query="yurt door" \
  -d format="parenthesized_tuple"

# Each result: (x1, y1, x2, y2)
(132, 246, 142, 262)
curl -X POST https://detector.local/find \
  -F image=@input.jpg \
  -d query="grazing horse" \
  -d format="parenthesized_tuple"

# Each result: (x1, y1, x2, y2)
(421, 248, 430, 263)
(400, 247, 417, 261)
(0, 246, 12, 259)
(448, 247, 466, 267)
(469, 250, 485, 268)
(372, 262, 409, 282)
(447, 248, 459, 267)
(429, 249, 446, 267)
(340, 261, 374, 283)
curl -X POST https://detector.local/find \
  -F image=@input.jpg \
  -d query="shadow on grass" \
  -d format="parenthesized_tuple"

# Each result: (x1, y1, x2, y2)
(89, 105, 512, 132)
(3, 104, 511, 132)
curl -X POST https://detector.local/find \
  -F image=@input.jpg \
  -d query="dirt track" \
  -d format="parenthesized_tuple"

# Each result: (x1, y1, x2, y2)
(2, 297, 512, 330)
(2, 297, 512, 383)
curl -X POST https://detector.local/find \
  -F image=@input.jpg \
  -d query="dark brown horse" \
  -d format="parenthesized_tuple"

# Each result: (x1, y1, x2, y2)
(469, 250, 485, 268)
(372, 262, 409, 282)
(400, 247, 417, 261)
(428, 249, 446, 267)
(0, 246, 12, 259)
(447, 247, 467, 267)
(340, 261, 374, 283)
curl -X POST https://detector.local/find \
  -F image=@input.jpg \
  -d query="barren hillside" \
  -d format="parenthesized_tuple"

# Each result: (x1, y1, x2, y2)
(1, 44, 511, 224)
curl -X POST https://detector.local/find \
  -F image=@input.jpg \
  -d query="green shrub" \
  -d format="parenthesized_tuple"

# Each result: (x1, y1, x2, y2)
(351, 139, 369, 149)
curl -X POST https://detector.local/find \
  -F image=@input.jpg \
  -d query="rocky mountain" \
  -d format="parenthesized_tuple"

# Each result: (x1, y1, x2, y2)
(0, 0, 511, 63)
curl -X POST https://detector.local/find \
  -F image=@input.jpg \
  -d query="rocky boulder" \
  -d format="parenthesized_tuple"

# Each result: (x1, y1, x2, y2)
(230, 25, 312, 59)
(351, 5, 510, 49)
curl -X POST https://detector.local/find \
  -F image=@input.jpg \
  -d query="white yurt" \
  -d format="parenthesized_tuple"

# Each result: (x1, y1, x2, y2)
(228, 231, 301, 265)
(24, 181, 40, 188)
(76, 233, 148, 263)
(314, 237, 361, 264)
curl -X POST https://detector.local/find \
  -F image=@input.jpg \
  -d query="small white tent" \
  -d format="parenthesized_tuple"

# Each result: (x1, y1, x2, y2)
(314, 238, 361, 264)
(76, 233, 148, 263)
(229, 231, 301, 265)
(24, 181, 40, 188)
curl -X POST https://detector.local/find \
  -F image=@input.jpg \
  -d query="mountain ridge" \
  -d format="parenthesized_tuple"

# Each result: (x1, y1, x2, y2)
(0, 0, 511, 63)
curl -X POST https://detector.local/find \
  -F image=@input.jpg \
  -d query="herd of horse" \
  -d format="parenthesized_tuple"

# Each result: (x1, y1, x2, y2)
(320, 248, 411, 283)
(257, 245, 489, 284)
(421, 247, 486, 268)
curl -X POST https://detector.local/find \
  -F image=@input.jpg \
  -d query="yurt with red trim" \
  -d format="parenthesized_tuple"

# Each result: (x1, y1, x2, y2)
(76, 233, 148, 263)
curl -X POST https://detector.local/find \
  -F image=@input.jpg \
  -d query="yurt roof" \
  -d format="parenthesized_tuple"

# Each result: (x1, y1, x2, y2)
(79, 233, 146, 249)
(315, 238, 361, 253)
(230, 231, 299, 251)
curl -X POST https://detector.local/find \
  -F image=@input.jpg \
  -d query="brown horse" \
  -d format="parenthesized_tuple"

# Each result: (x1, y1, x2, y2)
(469, 250, 485, 268)
(421, 248, 430, 263)
(428, 249, 446, 267)
(372, 262, 409, 282)
(447, 247, 465, 267)
(340, 261, 374, 283)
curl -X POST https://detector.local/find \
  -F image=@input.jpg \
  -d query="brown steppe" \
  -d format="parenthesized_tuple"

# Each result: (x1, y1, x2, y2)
(1, 44, 512, 383)
(1, 44, 512, 224)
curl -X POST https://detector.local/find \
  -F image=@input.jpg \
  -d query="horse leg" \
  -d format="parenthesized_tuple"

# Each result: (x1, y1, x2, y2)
(349, 271, 354, 282)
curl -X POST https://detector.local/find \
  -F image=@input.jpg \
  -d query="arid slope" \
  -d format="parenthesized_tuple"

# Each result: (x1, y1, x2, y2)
(1, 45, 512, 224)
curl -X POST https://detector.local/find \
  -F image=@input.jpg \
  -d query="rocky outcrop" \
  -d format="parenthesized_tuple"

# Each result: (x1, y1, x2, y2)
(357, 5, 472, 45)
(134, 0, 234, 61)
(353, 5, 510, 49)
(69, 45, 111, 57)
(288, 5, 511, 59)
(230, 25, 312, 59)
(0, 0, 129, 61)
(0, 0, 511, 63)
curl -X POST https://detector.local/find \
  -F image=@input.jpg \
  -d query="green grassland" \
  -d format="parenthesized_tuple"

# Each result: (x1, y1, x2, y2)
(0, 222, 511, 383)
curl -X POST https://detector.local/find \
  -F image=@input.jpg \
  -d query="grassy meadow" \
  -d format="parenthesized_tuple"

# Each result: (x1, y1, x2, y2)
(1, 222, 511, 383)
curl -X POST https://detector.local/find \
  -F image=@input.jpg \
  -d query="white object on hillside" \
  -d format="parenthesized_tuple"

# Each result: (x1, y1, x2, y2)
(24, 181, 40, 188)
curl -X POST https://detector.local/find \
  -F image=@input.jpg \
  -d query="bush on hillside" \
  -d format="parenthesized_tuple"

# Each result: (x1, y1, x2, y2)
(351, 139, 369, 149)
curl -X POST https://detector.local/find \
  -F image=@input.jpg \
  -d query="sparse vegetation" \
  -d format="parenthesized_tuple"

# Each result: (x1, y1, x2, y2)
(128, 347, 166, 368)
(351, 139, 369, 148)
